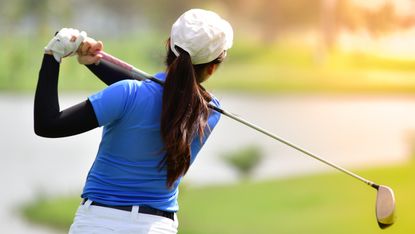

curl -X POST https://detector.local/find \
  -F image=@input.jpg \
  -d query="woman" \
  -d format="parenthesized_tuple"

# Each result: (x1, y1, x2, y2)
(34, 9, 233, 234)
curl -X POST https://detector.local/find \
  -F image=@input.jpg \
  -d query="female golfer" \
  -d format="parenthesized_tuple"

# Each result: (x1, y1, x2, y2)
(34, 9, 233, 233)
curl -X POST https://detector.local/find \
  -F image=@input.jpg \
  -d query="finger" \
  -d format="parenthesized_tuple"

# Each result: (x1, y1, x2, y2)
(89, 43, 101, 54)
(94, 54, 103, 65)
(95, 41, 104, 51)
(81, 42, 92, 55)
(90, 41, 103, 54)
(77, 41, 86, 55)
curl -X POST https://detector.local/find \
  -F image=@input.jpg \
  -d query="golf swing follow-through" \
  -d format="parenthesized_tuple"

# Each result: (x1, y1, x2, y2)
(36, 9, 233, 234)
(97, 50, 396, 229)
(34, 8, 395, 233)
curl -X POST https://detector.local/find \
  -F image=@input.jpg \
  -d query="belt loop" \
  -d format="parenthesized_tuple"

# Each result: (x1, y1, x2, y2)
(83, 199, 93, 210)
(131, 205, 139, 219)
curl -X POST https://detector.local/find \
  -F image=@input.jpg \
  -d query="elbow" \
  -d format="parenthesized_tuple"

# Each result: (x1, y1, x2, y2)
(34, 113, 56, 137)
(34, 116, 43, 136)
(34, 110, 46, 137)
(34, 121, 54, 138)
(34, 123, 47, 137)
(34, 129, 47, 137)
(33, 107, 60, 138)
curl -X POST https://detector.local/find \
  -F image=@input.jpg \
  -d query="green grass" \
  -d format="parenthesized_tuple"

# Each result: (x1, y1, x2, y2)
(22, 196, 81, 231)
(22, 160, 415, 234)
(3, 36, 415, 93)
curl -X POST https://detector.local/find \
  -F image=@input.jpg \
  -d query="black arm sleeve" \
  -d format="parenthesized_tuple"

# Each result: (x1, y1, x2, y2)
(34, 55, 99, 138)
(86, 60, 136, 86)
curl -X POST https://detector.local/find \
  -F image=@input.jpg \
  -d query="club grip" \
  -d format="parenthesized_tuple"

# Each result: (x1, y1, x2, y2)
(98, 51, 133, 71)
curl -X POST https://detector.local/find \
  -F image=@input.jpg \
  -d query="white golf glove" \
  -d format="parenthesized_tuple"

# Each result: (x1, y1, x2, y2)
(44, 28, 87, 63)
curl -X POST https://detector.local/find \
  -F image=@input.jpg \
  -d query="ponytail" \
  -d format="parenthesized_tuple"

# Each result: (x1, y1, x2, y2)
(160, 46, 213, 188)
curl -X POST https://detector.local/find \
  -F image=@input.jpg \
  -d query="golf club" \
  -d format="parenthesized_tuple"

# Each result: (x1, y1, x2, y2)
(97, 51, 396, 229)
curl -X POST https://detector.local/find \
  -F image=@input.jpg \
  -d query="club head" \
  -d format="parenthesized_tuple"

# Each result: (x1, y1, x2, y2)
(376, 185, 395, 229)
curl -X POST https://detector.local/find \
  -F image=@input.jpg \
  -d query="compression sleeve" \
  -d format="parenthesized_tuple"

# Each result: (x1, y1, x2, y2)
(34, 54, 99, 138)
(86, 60, 135, 86)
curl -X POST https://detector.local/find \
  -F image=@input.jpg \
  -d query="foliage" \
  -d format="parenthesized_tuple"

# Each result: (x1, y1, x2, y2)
(3, 36, 415, 94)
(221, 145, 263, 179)
(1, 0, 412, 39)
(1, 2, 415, 94)
(22, 195, 80, 230)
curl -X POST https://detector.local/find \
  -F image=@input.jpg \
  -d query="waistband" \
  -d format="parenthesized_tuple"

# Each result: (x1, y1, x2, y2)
(82, 199, 175, 221)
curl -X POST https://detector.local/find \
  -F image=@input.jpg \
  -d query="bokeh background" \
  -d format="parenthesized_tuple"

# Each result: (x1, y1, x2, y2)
(1, 0, 415, 233)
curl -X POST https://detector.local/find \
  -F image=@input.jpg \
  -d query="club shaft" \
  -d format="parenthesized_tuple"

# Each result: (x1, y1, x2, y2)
(98, 51, 378, 189)
(210, 104, 378, 188)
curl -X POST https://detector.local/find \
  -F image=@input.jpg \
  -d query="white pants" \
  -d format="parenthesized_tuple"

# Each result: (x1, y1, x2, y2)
(68, 200, 178, 234)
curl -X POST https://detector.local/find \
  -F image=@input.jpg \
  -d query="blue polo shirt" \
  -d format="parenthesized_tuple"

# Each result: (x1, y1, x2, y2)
(82, 73, 221, 212)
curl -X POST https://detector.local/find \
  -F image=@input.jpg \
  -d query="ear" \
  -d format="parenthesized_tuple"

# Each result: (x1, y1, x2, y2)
(206, 63, 218, 76)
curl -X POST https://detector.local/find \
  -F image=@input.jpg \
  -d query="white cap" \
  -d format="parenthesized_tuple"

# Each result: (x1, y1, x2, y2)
(170, 9, 233, 65)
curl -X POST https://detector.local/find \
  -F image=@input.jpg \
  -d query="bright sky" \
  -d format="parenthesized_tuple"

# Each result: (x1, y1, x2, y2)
(350, 0, 415, 16)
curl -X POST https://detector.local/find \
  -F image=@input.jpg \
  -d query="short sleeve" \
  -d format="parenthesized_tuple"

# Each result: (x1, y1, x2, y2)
(88, 80, 138, 126)
(207, 96, 221, 131)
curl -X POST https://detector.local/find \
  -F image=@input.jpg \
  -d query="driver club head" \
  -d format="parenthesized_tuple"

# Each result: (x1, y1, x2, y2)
(376, 185, 396, 229)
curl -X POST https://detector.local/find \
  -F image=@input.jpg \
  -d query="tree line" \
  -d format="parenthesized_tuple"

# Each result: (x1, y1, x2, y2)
(1, 0, 414, 42)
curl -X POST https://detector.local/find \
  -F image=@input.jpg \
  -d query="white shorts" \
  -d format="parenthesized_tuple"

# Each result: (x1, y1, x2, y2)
(68, 200, 178, 234)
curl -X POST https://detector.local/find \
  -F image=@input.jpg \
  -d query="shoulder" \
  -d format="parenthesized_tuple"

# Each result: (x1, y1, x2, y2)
(100, 79, 146, 98)
(154, 72, 167, 81)
(210, 94, 221, 108)
(89, 79, 143, 110)
(208, 94, 222, 126)
(111, 79, 143, 91)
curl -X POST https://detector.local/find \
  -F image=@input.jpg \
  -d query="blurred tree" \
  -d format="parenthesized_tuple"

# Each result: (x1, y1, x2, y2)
(95, 0, 198, 34)
(315, 0, 338, 63)
(363, 2, 397, 37)
(0, 0, 73, 36)
(220, 0, 321, 42)
(218, 0, 414, 45)
(1, 0, 414, 45)
(222, 145, 263, 180)
(337, 0, 412, 36)
(140, 0, 197, 31)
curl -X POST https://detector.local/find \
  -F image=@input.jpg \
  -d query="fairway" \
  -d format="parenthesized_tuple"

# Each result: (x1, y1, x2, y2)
(23, 160, 414, 234)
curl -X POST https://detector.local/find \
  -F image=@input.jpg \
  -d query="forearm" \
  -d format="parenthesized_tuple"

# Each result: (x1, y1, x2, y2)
(34, 54, 99, 138)
(34, 54, 60, 130)
(86, 60, 135, 86)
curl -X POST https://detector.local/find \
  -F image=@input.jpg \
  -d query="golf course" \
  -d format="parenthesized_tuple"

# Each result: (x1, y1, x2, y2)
(1, 32, 413, 234)
(2, 32, 414, 234)
(23, 159, 413, 233)
(2, 1, 415, 233)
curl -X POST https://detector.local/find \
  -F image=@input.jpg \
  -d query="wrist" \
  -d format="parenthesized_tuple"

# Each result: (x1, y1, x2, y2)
(44, 28, 87, 63)
(76, 42, 84, 54)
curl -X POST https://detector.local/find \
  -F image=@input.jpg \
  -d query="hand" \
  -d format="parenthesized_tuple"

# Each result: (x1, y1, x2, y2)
(77, 37, 104, 65)
(44, 28, 87, 63)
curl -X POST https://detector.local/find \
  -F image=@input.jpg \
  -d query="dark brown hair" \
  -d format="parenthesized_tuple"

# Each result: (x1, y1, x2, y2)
(160, 42, 225, 188)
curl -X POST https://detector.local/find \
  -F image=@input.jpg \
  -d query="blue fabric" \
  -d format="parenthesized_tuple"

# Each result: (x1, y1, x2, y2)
(83, 73, 221, 212)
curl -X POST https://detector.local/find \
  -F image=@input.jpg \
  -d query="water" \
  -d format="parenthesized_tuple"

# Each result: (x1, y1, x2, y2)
(1, 93, 415, 233)
(187, 93, 415, 185)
